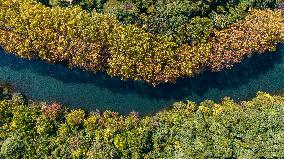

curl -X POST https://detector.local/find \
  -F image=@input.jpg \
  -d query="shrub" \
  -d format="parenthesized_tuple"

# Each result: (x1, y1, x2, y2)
(86, 139, 119, 159)
(0, 100, 14, 126)
(35, 115, 55, 135)
(11, 93, 25, 105)
(66, 109, 85, 126)
(182, 17, 214, 44)
(107, 25, 180, 85)
(42, 102, 64, 120)
(0, 135, 24, 158)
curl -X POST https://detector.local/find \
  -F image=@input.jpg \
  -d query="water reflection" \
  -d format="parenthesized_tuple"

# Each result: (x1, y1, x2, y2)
(0, 44, 283, 114)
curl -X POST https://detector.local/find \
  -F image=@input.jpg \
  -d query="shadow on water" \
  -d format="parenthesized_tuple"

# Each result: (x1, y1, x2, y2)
(0, 44, 283, 114)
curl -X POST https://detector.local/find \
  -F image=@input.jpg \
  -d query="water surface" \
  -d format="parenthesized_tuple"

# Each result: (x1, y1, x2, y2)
(0, 44, 283, 114)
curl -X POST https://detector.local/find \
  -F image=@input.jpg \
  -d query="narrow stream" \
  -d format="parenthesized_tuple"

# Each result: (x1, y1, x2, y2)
(0, 44, 283, 114)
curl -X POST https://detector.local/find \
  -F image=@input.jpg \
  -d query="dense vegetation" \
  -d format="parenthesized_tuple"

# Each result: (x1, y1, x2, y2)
(0, 0, 283, 85)
(0, 85, 284, 158)
(42, 0, 282, 45)
(0, 0, 284, 158)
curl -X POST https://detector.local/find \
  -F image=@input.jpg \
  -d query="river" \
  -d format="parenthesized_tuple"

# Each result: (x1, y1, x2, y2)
(0, 44, 283, 114)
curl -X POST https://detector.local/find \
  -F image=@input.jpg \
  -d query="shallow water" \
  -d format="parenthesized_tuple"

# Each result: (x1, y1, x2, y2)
(0, 44, 283, 114)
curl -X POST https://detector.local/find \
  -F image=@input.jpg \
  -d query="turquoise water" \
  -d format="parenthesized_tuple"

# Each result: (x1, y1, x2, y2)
(0, 44, 283, 114)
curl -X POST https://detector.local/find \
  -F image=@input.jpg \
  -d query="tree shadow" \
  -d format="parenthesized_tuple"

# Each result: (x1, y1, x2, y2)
(0, 44, 282, 102)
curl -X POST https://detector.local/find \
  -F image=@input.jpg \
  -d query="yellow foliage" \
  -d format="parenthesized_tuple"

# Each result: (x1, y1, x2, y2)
(210, 9, 284, 71)
(0, 0, 283, 85)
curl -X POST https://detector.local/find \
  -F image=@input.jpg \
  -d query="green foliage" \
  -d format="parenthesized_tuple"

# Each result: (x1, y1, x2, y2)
(150, 93, 284, 158)
(0, 0, 283, 157)
(66, 109, 85, 126)
(182, 17, 214, 44)
(1, 135, 24, 159)
(1, 89, 284, 158)
(107, 25, 180, 85)
(49, 0, 70, 7)
(11, 93, 25, 105)
(48, 0, 107, 12)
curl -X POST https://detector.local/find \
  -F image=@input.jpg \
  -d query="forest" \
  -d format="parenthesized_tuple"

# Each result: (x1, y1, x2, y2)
(0, 0, 284, 158)
(1, 86, 284, 158)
